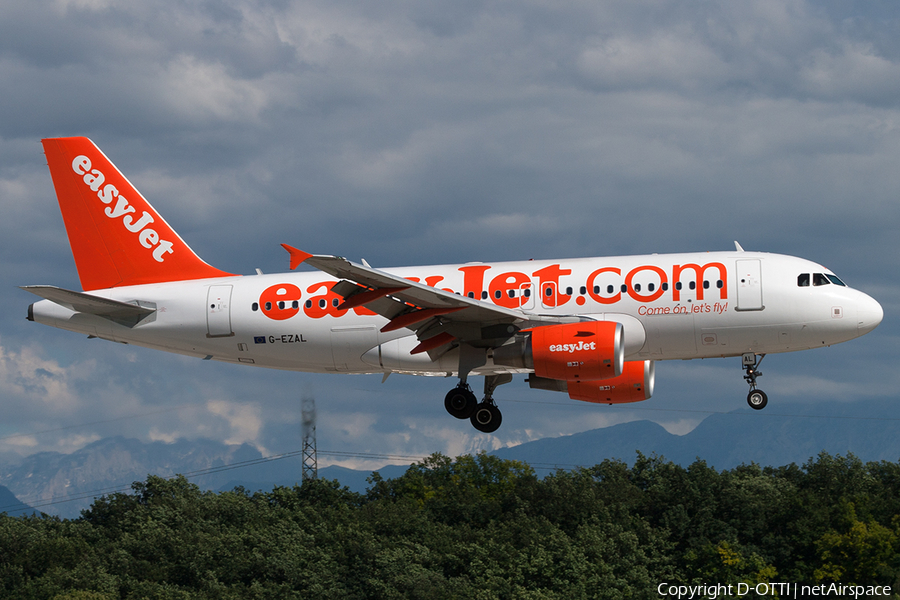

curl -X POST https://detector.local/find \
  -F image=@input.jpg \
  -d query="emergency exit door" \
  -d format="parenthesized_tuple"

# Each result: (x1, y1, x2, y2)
(735, 259, 763, 311)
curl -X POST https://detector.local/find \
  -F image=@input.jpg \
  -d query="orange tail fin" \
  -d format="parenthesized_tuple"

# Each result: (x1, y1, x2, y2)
(42, 137, 234, 291)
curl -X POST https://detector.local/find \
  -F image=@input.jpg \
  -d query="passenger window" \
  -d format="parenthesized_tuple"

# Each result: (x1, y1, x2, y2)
(252, 303, 259, 311)
(798, 274, 809, 287)
(580, 286, 587, 295)
(813, 273, 830, 286)
(689, 281, 696, 290)
(675, 282, 682, 290)
(634, 283, 641, 292)
(481, 291, 488, 300)
(621, 284, 628, 293)
(648, 283, 655, 292)
(716, 280, 724, 289)
(703, 281, 710, 289)
(605, 285, 613, 294)
(662, 282, 669, 291)
(524, 288, 531, 297)
(565, 287, 573, 295)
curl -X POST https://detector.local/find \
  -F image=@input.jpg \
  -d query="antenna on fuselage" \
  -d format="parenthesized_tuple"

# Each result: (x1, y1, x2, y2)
(734, 241, 745, 252)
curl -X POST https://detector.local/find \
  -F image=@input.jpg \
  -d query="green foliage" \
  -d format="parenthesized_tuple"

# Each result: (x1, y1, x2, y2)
(685, 540, 777, 588)
(1, 452, 900, 598)
(814, 501, 899, 585)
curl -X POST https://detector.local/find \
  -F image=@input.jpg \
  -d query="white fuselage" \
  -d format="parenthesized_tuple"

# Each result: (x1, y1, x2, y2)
(30, 251, 882, 377)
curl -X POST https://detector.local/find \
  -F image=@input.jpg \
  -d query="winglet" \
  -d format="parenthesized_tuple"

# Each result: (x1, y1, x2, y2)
(281, 244, 313, 270)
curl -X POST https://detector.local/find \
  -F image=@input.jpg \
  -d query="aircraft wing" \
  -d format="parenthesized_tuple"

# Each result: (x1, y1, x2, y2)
(21, 285, 155, 327)
(283, 245, 576, 355)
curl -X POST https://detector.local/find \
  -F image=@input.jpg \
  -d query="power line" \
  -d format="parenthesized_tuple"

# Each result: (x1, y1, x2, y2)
(504, 397, 900, 422)
(0, 404, 195, 442)
(0, 447, 431, 514)
(4, 413, 896, 515)
(3, 397, 895, 450)
(3, 398, 897, 514)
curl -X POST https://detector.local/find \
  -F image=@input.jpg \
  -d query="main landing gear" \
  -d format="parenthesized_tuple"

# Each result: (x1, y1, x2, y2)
(444, 374, 511, 433)
(444, 385, 478, 419)
(443, 344, 510, 433)
(742, 353, 768, 410)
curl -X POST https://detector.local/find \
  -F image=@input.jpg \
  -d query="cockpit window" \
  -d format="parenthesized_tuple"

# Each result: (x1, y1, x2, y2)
(826, 274, 846, 286)
(797, 273, 810, 287)
(813, 273, 830, 286)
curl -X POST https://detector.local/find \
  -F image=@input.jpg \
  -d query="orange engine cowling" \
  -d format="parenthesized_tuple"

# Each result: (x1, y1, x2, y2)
(493, 321, 624, 382)
(566, 360, 655, 404)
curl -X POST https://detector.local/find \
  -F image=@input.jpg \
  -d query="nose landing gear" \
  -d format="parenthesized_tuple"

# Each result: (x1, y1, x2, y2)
(742, 353, 768, 410)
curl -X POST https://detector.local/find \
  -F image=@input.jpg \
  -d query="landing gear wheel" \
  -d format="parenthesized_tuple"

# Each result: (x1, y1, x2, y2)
(444, 386, 478, 419)
(741, 353, 768, 411)
(747, 389, 768, 410)
(470, 402, 502, 433)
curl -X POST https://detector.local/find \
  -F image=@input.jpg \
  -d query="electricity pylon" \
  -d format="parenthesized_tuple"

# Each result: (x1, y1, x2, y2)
(301, 391, 317, 483)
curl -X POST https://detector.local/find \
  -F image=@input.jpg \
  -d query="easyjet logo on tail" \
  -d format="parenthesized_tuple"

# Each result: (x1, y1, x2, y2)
(71, 155, 174, 263)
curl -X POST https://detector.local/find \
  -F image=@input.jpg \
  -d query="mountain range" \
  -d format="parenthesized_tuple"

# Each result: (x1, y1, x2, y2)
(2, 399, 898, 519)
(494, 400, 900, 470)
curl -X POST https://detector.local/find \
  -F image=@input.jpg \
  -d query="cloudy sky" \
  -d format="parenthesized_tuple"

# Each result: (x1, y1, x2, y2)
(0, 0, 897, 471)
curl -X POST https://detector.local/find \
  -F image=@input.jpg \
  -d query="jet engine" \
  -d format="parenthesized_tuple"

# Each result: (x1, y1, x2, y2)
(527, 360, 655, 404)
(493, 321, 624, 382)
(566, 360, 654, 403)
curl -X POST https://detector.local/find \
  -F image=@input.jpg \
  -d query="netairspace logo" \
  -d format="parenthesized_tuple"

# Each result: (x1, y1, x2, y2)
(657, 582, 892, 599)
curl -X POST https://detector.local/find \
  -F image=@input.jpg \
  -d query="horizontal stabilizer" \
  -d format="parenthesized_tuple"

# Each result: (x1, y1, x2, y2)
(21, 285, 155, 327)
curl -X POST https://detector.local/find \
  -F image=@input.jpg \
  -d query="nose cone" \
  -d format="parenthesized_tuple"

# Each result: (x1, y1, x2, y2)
(857, 292, 883, 336)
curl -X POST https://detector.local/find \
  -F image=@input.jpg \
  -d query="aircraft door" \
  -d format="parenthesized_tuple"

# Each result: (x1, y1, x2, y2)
(207, 285, 234, 337)
(736, 259, 764, 311)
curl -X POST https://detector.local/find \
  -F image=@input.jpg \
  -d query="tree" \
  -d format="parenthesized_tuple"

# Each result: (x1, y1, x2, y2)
(814, 501, 899, 585)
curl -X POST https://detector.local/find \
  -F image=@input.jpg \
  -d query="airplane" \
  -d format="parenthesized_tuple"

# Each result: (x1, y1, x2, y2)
(23, 137, 884, 433)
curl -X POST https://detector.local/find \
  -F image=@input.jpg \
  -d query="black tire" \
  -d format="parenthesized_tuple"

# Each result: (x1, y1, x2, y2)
(470, 403, 502, 433)
(445, 387, 478, 419)
(747, 389, 768, 410)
